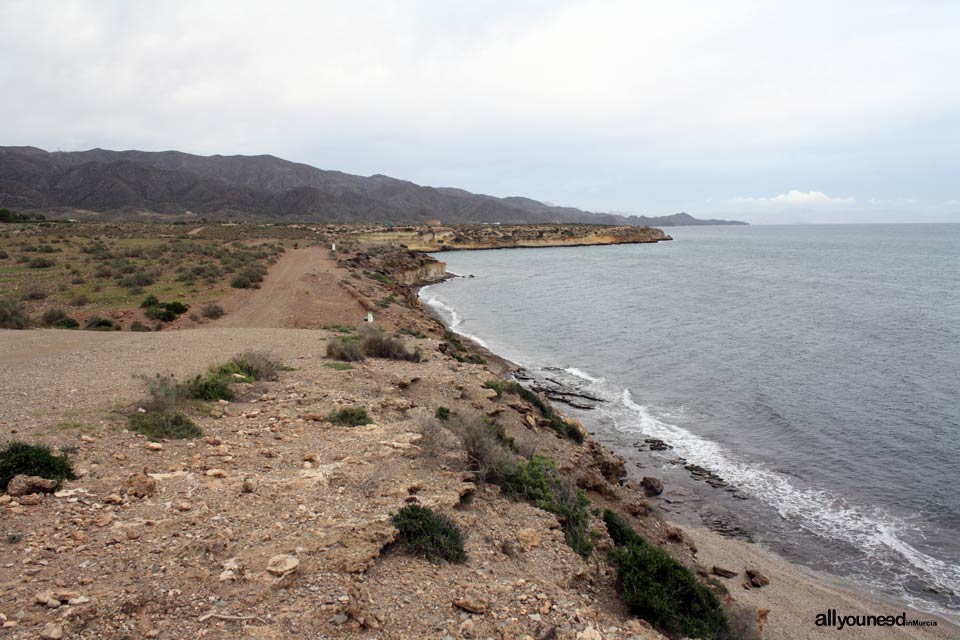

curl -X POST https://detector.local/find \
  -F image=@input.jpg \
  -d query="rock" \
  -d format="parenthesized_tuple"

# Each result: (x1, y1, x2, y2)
(664, 526, 684, 543)
(516, 528, 541, 549)
(330, 613, 350, 625)
(205, 468, 228, 478)
(623, 495, 650, 517)
(576, 469, 618, 498)
(712, 566, 738, 578)
(40, 622, 64, 639)
(146, 442, 164, 451)
(577, 626, 603, 640)
(266, 554, 299, 576)
(640, 476, 663, 496)
(175, 501, 192, 512)
(103, 493, 124, 504)
(125, 473, 157, 498)
(6, 475, 58, 497)
(524, 414, 538, 429)
(453, 592, 489, 614)
(746, 568, 769, 588)
(17, 493, 42, 505)
(241, 476, 259, 493)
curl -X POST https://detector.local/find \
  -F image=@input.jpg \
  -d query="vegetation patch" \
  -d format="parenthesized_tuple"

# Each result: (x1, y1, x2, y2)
(391, 504, 467, 563)
(324, 361, 354, 371)
(434, 406, 454, 421)
(603, 509, 730, 639)
(327, 338, 365, 362)
(0, 299, 29, 329)
(361, 330, 421, 362)
(40, 308, 79, 329)
(84, 316, 118, 331)
(489, 379, 584, 444)
(215, 352, 286, 381)
(326, 407, 373, 426)
(0, 442, 76, 492)
(200, 303, 224, 319)
(128, 412, 202, 441)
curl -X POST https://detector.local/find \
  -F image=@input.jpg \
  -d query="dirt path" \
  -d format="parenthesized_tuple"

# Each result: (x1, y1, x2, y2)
(212, 245, 364, 329)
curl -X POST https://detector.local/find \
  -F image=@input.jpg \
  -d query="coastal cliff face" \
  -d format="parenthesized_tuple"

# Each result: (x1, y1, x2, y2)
(349, 223, 670, 252)
(339, 247, 448, 286)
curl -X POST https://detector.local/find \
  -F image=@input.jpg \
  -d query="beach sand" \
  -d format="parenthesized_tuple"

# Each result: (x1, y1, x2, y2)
(682, 525, 960, 639)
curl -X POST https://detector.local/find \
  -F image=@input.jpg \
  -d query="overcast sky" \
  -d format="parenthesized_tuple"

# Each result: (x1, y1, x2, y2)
(1, 0, 958, 223)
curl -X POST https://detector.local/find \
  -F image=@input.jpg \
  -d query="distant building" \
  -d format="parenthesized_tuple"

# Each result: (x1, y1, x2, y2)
(426, 218, 442, 226)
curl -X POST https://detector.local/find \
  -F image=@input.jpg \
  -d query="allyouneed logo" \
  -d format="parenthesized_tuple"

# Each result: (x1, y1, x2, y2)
(815, 609, 938, 630)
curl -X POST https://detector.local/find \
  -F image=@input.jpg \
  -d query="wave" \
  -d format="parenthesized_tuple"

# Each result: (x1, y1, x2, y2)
(564, 367, 605, 383)
(418, 287, 490, 349)
(612, 388, 960, 610)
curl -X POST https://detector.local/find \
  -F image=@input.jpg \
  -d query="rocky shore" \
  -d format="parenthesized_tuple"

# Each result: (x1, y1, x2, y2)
(1, 231, 956, 640)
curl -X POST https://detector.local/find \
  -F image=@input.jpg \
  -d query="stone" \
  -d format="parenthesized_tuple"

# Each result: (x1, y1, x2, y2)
(40, 622, 64, 639)
(6, 475, 58, 497)
(577, 626, 602, 640)
(640, 476, 663, 496)
(241, 476, 259, 493)
(205, 468, 228, 478)
(103, 493, 124, 505)
(125, 473, 157, 498)
(146, 442, 164, 451)
(17, 493, 42, 505)
(266, 554, 299, 576)
(175, 501, 192, 512)
(746, 568, 770, 588)
(712, 566, 738, 579)
(516, 528, 541, 549)
(453, 593, 489, 614)
(330, 613, 350, 625)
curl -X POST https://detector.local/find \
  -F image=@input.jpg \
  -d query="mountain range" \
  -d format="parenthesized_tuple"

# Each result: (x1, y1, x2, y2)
(0, 146, 747, 226)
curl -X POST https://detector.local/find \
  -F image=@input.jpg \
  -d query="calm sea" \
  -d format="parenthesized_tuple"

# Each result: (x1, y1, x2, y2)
(420, 224, 960, 616)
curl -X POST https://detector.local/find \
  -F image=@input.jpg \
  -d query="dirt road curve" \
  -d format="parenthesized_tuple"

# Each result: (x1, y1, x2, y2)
(211, 246, 365, 329)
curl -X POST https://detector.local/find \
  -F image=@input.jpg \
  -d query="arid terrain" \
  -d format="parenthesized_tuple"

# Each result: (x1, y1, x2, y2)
(2, 224, 957, 640)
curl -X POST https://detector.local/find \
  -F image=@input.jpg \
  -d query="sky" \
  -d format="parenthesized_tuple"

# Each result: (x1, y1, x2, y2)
(1, 0, 958, 224)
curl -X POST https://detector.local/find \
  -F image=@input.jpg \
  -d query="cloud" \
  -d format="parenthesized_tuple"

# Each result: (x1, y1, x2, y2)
(732, 191, 856, 205)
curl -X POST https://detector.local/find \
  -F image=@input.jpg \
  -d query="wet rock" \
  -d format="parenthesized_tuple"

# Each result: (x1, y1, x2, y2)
(6, 475, 58, 497)
(640, 476, 663, 496)
(746, 568, 769, 588)
(712, 566, 738, 578)
(644, 438, 671, 451)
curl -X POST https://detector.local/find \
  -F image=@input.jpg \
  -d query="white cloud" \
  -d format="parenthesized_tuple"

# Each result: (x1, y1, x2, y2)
(732, 191, 856, 205)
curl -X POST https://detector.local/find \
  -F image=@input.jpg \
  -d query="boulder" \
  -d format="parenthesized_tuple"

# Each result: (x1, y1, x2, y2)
(6, 475, 58, 497)
(640, 476, 663, 496)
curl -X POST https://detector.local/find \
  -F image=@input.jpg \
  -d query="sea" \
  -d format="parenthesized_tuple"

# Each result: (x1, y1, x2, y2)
(419, 223, 960, 617)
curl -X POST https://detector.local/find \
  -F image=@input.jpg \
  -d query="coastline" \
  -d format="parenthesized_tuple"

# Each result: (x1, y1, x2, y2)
(418, 276, 960, 639)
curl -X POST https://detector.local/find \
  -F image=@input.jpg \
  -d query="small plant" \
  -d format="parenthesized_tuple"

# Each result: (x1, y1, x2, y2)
(0, 442, 77, 492)
(483, 379, 508, 397)
(326, 407, 373, 426)
(0, 299, 29, 329)
(361, 330, 421, 362)
(451, 414, 519, 486)
(322, 324, 355, 334)
(21, 286, 48, 301)
(182, 373, 235, 401)
(129, 321, 151, 332)
(140, 294, 160, 308)
(27, 257, 55, 269)
(435, 406, 453, 421)
(391, 504, 467, 563)
(84, 316, 117, 330)
(128, 412, 202, 441)
(40, 308, 79, 329)
(324, 361, 354, 371)
(201, 303, 225, 319)
(70, 294, 89, 307)
(327, 338, 365, 362)
(217, 352, 285, 381)
(603, 508, 730, 639)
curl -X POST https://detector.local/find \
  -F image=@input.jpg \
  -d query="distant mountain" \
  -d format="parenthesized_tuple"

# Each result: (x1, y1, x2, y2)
(0, 146, 747, 226)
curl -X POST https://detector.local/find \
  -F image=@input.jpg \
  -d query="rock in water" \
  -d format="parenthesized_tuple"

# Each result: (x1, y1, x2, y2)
(7, 475, 58, 496)
(640, 476, 663, 496)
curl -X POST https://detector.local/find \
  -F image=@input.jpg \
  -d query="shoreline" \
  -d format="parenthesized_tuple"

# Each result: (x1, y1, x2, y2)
(418, 274, 960, 639)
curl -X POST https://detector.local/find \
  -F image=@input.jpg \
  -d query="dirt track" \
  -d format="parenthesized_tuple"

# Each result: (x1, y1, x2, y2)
(211, 246, 364, 329)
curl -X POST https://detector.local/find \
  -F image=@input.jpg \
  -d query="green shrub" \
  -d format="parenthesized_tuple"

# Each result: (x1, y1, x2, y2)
(435, 406, 453, 421)
(361, 330, 421, 362)
(502, 455, 594, 558)
(138, 374, 182, 414)
(391, 504, 466, 563)
(21, 286, 48, 301)
(483, 379, 508, 397)
(27, 257, 55, 268)
(609, 543, 729, 638)
(182, 373, 235, 401)
(602, 509, 643, 547)
(140, 295, 160, 308)
(327, 338, 365, 362)
(129, 321, 151, 332)
(144, 306, 177, 322)
(128, 412, 202, 441)
(40, 308, 79, 329)
(163, 301, 189, 314)
(503, 382, 584, 444)
(0, 442, 76, 492)
(216, 352, 284, 381)
(0, 299, 29, 329)
(201, 303, 224, 319)
(0, 250, 8, 259)
(324, 361, 354, 371)
(326, 407, 373, 426)
(119, 271, 155, 288)
(84, 316, 116, 330)
(451, 414, 519, 485)
(70, 294, 89, 307)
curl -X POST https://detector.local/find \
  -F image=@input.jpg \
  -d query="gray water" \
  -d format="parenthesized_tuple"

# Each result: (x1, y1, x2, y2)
(420, 224, 960, 616)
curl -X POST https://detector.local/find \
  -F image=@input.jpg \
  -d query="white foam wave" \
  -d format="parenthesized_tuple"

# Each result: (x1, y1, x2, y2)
(564, 367, 605, 383)
(419, 289, 490, 349)
(616, 389, 960, 601)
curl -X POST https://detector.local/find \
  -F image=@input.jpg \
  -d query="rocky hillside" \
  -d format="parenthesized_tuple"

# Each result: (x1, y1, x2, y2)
(0, 146, 747, 226)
